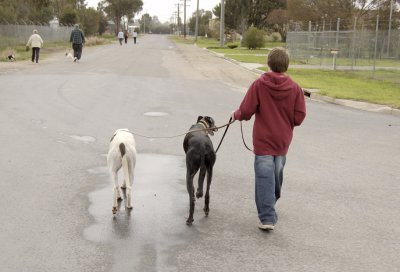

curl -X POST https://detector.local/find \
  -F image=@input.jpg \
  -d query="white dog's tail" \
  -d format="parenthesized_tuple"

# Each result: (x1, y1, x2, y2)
(119, 143, 131, 186)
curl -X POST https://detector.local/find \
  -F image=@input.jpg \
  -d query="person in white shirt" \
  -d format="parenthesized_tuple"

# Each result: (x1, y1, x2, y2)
(26, 29, 43, 63)
(132, 30, 138, 44)
(117, 30, 124, 45)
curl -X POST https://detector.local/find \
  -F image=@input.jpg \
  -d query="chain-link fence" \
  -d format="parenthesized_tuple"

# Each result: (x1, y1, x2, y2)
(286, 19, 400, 70)
(0, 23, 74, 49)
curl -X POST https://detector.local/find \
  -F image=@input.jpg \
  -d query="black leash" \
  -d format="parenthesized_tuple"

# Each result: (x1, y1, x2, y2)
(215, 117, 234, 153)
(240, 121, 253, 152)
(214, 116, 254, 153)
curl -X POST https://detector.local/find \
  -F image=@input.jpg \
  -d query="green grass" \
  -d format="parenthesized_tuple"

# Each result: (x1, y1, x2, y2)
(286, 69, 400, 108)
(226, 54, 267, 63)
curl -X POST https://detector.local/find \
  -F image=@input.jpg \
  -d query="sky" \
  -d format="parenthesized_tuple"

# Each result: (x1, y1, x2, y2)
(86, 0, 220, 23)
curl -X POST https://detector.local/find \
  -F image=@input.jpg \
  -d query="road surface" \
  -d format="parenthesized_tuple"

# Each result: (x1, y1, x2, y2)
(0, 34, 399, 272)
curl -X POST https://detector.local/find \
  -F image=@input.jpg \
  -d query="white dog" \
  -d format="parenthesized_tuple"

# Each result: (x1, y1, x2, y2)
(65, 51, 74, 61)
(107, 129, 137, 214)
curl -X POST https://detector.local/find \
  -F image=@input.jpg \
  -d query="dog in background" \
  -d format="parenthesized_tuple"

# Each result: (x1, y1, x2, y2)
(65, 51, 74, 61)
(183, 116, 218, 225)
(7, 54, 16, 62)
(107, 129, 137, 214)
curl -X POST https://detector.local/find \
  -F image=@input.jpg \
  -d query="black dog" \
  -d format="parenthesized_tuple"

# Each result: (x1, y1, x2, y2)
(183, 116, 218, 225)
(7, 54, 16, 62)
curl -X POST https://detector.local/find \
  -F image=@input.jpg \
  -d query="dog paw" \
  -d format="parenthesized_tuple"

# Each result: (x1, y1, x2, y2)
(186, 218, 194, 225)
(196, 190, 203, 198)
(204, 207, 209, 216)
(126, 205, 133, 209)
(112, 207, 117, 214)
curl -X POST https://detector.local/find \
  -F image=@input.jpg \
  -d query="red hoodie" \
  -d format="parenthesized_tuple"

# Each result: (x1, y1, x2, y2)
(233, 72, 306, 155)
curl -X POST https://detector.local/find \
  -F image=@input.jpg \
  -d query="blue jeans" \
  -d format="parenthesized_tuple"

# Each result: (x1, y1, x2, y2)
(254, 155, 286, 225)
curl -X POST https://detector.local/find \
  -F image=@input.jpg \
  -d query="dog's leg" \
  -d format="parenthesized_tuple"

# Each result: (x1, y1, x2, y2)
(125, 162, 134, 210)
(186, 170, 196, 225)
(121, 151, 133, 210)
(196, 167, 206, 198)
(110, 170, 121, 214)
(204, 166, 213, 216)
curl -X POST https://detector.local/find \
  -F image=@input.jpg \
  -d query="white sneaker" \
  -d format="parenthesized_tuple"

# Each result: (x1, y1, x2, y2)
(258, 222, 275, 230)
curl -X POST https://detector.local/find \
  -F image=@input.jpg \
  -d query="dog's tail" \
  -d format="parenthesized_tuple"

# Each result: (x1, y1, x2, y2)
(119, 143, 131, 187)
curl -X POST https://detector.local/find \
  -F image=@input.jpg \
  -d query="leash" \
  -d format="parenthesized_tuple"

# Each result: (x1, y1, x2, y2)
(240, 121, 253, 152)
(215, 117, 234, 153)
(128, 120, 236, 139)
(126, 117, 253, 153)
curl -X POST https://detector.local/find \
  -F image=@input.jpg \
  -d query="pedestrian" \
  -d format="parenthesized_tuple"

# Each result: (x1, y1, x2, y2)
(26, 29, 43, 63)
(124, 30, 129, 44)
(231, 47, 306, 231)
(70, 24, 85, 63)
(117, 30, 124, 45)
(132, 30, 138, 44)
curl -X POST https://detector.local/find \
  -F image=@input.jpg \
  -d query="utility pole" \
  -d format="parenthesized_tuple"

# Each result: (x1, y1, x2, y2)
(219, 0, 225, 47)
(387, 0, 393, 55)
(195, 0, 199, 41)
(176, 3, 181, 36)
(180, 0, 191, 38)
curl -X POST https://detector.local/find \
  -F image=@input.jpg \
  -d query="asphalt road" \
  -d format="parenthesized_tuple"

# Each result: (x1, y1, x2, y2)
(1, 34, 399, 272)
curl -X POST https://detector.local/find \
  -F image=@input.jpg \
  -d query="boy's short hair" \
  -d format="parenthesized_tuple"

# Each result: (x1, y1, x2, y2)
(267, 47, 289, 73)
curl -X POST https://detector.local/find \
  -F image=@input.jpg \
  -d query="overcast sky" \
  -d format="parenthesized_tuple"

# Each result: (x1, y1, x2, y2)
(86, 0, 220, 23)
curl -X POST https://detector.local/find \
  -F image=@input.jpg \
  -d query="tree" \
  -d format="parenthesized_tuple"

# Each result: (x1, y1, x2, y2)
(101, 0, 143, 33)
(59, 6, 78, 25)
(267, 8, 288, 41)
(188, 9, 212, 36)
(139, 13, 152, 33)
(248, 0, 285, 29)
(0, 0, 53, 24)
(286, 0, 400, 30)
(78, 7, 101, 35)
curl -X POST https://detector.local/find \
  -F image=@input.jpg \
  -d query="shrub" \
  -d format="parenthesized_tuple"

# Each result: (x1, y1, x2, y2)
(271, 32, 282, 42)
(243, 27, 266, 49)
(227, 43, 238, 49)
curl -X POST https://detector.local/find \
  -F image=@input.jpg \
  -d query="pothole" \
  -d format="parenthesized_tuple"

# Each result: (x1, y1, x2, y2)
(70, 135, 96, 143)
(143, 112, 169, 117)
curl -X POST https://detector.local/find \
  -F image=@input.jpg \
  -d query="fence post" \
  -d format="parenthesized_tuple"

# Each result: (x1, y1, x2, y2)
(333, 18, 340, 70)
(387, 0, 393, 56)
(373, 15, 379, 78)
(351, 17, 357, 70)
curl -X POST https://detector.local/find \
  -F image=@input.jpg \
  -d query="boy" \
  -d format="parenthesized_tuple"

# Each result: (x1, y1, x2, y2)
(231, 47, 306, 230)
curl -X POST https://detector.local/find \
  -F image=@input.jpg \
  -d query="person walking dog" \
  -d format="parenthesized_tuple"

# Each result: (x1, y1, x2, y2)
(26, 29, 43, 63)
(231, 47, 306, 231)
(70, 24, 85, 62)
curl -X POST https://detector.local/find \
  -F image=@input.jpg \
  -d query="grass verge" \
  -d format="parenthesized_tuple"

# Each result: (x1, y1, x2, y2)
(286, 69, 400, 108)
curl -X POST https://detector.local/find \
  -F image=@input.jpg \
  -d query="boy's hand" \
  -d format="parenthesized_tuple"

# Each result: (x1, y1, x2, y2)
(231, 111, 236, 121)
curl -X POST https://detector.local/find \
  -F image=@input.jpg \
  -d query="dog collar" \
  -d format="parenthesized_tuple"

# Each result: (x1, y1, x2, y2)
(197, 120, 209, 133)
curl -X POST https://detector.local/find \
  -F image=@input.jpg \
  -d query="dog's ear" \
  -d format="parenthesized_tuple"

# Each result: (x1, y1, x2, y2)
(204, 116, 215, 127)
(197, 116, 203, 123)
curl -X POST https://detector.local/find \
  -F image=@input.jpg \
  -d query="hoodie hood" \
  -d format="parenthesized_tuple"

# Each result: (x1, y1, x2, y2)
(259, 72, 295, 100)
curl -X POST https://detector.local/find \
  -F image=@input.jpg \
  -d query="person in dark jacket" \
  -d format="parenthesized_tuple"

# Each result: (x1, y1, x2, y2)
(232, 47, 306, 231)
(70, 24, 85, 62)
